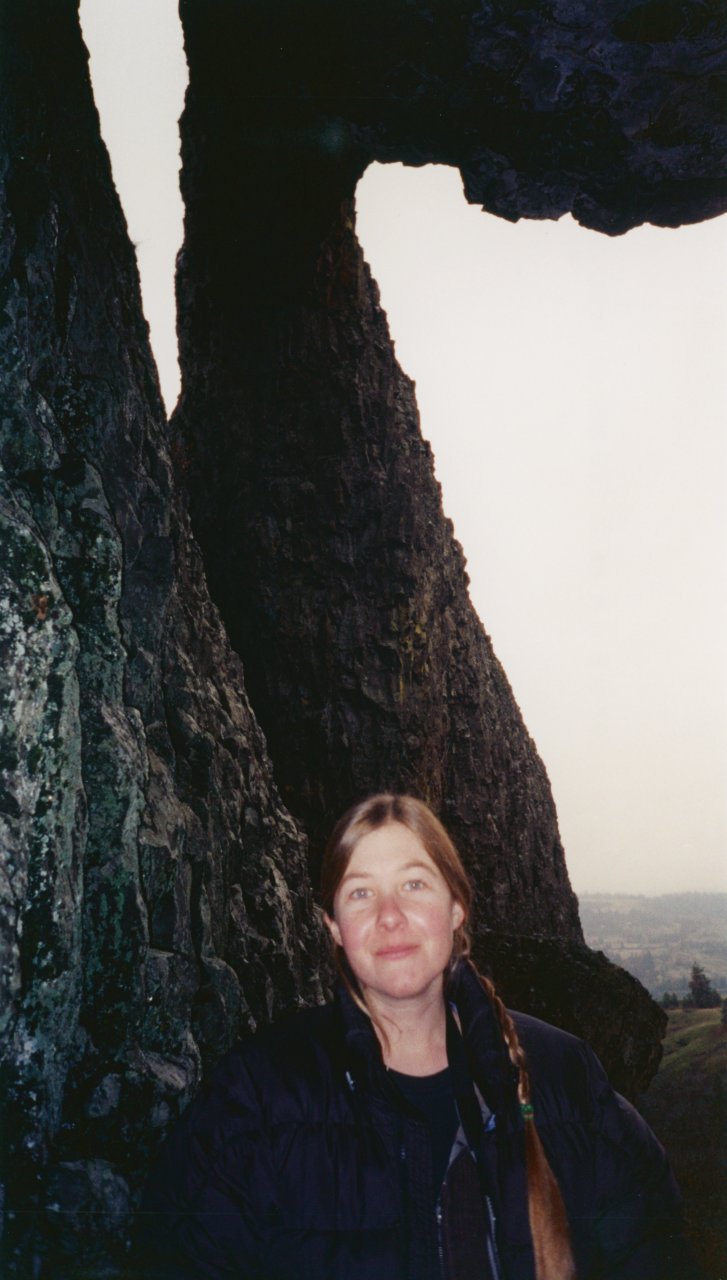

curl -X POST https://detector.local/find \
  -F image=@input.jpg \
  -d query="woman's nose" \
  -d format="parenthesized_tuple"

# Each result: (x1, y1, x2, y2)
(377, 893, 406, 928)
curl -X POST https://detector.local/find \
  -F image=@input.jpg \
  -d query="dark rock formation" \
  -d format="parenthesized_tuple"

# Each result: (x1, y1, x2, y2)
(175, 21, 581, 944)
(176, 185, 580, 940)
(0, 4, 322, 1276)
(472, 933, 667, 1097)
(179, 0, 727, 237)
(1, 0, 725, 1275)
(175, 0, 725, 926)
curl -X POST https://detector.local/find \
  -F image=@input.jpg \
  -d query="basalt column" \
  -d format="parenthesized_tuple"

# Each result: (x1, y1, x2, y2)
(176, 2, 585, 943)
(176, 0, 726, 917)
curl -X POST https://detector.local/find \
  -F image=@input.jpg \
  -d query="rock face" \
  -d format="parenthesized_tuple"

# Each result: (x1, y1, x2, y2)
(472, 933, 668, 1098)
(1, 0, 724, 1276)
(175, 0, 726, 923)
(0, 5, 323, 1277)
(179, 0, 727, 236)
(176, 188, 580, 939)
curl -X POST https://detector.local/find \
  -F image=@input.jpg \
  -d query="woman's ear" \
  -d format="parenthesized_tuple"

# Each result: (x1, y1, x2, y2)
(451, 900, 465, 931)
(324, 912, 342, 947)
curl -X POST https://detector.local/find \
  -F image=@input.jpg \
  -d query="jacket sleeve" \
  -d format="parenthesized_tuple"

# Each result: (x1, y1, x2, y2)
(134, 1046, 277, 1279)
(585, 1048, 698, 1280)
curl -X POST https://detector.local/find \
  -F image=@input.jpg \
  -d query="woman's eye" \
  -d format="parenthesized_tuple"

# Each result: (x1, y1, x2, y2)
(404, 879, 425, 891)
(349, 887, 371, 900)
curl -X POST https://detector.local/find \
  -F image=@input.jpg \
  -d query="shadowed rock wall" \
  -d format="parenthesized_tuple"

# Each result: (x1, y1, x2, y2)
(472, 932, 668, 1096)
(176, 180, 581, 940)
(0, 4, 322, 1276)
(175, 0, 726, 923)
(175, 9, 585, 943)
(179, 0, 727, 236)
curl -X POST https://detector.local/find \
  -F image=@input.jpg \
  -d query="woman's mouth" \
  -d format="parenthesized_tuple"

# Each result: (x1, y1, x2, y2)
(375, 945, 417, 959)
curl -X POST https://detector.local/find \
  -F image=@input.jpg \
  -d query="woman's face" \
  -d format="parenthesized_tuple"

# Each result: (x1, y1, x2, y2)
(325, 822, 465, 1013)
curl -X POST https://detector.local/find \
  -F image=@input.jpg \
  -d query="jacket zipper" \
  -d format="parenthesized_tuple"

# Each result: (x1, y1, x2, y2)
(435, 1183, 502, 1280)
(435, 1198, 445, 1278)
(485, 1193, 503, 1280)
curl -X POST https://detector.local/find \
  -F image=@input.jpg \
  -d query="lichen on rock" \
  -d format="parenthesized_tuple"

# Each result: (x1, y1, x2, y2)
(1, 5, 323, 1275)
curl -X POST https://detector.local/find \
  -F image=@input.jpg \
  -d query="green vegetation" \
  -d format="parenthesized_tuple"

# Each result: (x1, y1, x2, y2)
(686, 963, 723, 1008)
(638, 1008, 727, 1280)
(662, 963, 723, 1010)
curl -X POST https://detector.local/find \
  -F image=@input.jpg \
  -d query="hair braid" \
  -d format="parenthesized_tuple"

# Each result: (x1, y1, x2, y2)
(479, 972, 577, 1280)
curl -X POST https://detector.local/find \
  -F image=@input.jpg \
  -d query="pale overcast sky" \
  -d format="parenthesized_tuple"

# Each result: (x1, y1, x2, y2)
(80, 0, 727, 895)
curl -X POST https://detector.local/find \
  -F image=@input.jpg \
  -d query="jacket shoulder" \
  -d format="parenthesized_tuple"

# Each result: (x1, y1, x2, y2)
(141, 1002, 341, 1212)
(509, 1011, 688, 1275)
(510, 1010, 600, 1103)
(220, 1001, 337, 1073)
(508, 1009, 641, 1139)
(511, 1008, 591, 1060)
(510, 1009, 678, 1195)
(203, 1000, 343, 1118)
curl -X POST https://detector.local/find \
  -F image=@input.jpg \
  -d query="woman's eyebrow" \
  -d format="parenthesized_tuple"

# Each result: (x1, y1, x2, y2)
(340, 860, 431, 887)
(338, 869, 373, 885)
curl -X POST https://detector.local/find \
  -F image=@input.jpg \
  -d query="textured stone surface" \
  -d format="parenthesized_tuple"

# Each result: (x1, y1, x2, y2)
(0, 4, 323, 1276)
(177, 0, 726, 936)
(471, 933, 668, 1097)
(179, 0, 727, 236)
(176, 194, 581, 941)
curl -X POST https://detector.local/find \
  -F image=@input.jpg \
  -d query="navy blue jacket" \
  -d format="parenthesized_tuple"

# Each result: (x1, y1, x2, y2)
(137, 962, 690, 1279)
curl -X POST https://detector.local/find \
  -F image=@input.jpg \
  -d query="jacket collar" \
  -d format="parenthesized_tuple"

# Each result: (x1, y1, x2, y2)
(445, 960, 520, 1128)
(333, 969, 387, 1092)
(332, 959, 519, 1125)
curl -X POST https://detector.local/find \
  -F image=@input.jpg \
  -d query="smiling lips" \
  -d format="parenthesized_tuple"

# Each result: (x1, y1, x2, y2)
(375, 944, 418, 959)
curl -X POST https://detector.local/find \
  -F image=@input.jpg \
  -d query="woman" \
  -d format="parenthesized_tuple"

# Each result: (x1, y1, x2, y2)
(138, 794, 691, 1279)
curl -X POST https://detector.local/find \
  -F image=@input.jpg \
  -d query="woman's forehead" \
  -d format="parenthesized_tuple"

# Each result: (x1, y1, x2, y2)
(343, 822, 438, 878)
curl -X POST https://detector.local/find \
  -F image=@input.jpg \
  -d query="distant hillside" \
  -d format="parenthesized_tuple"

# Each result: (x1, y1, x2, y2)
(638, 1008, 727, 1280)
(578, 893, 727, 999)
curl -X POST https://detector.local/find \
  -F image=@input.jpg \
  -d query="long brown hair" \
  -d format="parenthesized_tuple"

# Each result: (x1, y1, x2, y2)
(321, 793, 577, 1280)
